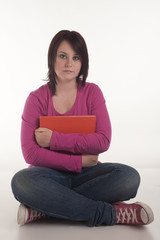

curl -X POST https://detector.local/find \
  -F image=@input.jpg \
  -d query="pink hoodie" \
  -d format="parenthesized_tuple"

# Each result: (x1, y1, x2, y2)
(21, 82, 111, 173)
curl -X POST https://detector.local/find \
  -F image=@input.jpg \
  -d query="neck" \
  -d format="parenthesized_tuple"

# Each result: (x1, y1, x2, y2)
(55, 79, 78, 95)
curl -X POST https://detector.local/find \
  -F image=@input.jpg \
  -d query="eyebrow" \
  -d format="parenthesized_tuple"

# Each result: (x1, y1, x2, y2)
(58, 51, 79, 56)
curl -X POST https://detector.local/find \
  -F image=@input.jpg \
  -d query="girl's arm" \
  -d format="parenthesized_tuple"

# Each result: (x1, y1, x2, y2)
(21, 93, 82, 173)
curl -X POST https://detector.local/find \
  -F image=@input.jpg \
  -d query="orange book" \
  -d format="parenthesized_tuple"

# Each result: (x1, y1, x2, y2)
(40, 115, 96, 134)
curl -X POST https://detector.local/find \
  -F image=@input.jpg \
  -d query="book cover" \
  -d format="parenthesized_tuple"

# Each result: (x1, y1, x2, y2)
(40, 115, 96, 134)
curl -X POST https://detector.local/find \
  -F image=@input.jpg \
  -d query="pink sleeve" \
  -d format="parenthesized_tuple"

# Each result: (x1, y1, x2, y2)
(21, 93, 82, 173)
(50, 85, 111, 154)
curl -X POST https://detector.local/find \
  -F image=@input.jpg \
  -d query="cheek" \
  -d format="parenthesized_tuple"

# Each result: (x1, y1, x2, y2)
(76, 63, 82, 74)
(54, 60, 63, 72)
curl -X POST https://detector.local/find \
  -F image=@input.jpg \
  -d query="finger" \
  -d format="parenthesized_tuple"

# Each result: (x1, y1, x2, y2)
(35, 128, 48, 132)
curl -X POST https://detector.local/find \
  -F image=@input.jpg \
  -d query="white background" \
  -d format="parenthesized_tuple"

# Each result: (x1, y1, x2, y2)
(0, 0, 160, 172)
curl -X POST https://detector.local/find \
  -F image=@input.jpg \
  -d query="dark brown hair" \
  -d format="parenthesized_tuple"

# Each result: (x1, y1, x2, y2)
(47, 30, 89, 95)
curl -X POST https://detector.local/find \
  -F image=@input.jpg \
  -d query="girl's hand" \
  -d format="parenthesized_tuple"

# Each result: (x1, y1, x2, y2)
(35, 128, 52, 148)
(82, 154, 98, 167)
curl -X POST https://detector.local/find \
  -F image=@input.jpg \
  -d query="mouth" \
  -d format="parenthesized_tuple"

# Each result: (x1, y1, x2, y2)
(63, 70, 73, 73)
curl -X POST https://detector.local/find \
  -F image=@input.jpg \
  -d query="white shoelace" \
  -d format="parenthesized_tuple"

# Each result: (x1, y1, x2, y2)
(117, 208, 138, 223)
(30, 210, 42, 220)
(25, 208, 43, 223)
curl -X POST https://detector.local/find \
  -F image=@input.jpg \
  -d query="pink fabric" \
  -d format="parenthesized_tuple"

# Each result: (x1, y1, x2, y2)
(21, 82, 111, 173)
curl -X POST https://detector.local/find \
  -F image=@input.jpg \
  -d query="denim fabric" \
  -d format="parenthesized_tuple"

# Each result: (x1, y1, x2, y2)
(11, 162, 140, 227)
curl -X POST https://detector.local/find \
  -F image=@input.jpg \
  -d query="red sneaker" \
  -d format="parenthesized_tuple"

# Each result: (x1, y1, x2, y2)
(113, 202, 154, 225)
(17, 204, 45, 226)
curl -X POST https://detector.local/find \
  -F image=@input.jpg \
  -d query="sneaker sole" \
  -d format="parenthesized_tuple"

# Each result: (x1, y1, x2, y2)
(17, 204, 28, 226)
(136, 202, 154, 225)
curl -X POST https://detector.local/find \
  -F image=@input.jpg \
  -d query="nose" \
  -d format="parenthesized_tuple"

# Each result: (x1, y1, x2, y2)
(65, 57, 73, 67)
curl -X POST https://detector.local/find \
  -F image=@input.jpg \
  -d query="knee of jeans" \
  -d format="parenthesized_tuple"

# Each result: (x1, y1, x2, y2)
(123, 165, 141, 198)
(132, 167, 140, 187)
(11, 169, 31, 199)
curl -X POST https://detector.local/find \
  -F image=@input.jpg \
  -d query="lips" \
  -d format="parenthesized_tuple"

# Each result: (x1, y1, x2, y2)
(63, 70, 73, 73)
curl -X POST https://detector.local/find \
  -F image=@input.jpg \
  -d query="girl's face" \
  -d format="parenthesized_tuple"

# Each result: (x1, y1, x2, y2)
(54, 41, 82, 84)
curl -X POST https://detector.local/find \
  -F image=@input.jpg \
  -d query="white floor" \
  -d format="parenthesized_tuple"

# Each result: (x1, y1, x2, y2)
(1, 168, 159, 240)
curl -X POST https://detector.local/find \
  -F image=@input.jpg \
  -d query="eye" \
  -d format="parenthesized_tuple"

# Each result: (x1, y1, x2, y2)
(59, 54, 67, 59)
(73, 56, 80, 61)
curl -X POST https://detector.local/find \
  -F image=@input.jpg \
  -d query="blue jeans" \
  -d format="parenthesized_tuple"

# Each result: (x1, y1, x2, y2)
(11, 163, 140, 227)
